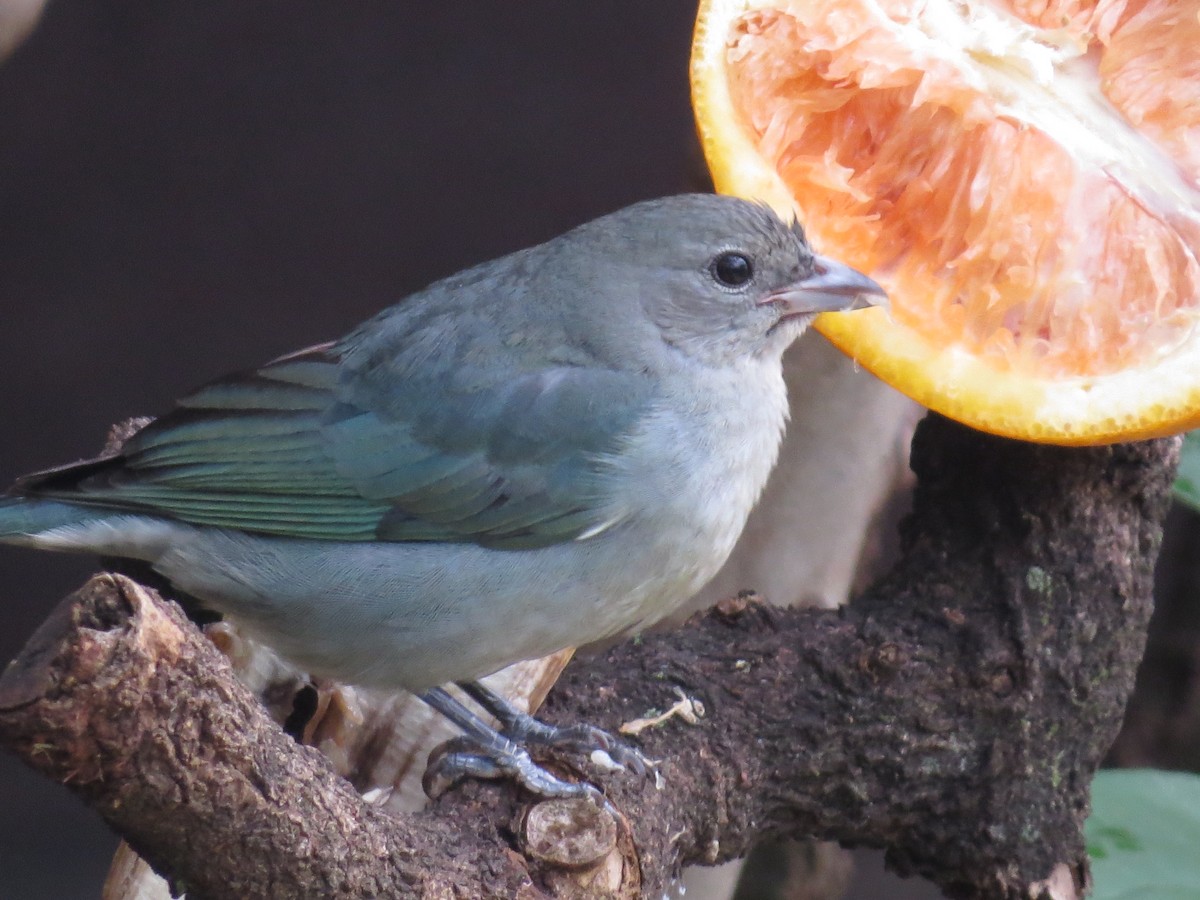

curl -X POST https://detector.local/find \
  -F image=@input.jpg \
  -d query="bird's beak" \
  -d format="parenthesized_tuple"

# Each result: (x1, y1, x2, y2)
(762, 255, 888, 316)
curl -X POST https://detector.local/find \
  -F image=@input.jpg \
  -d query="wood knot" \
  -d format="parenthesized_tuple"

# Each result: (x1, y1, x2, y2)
(521, 797, 637, 896)
(523, 798, 616, 869)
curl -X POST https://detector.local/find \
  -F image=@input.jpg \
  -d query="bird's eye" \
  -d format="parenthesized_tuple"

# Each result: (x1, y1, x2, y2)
(711, 252, 754, 288)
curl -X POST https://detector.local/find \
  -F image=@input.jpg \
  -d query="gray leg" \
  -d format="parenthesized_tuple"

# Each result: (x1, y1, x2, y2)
(457, 680, 648, 774)
(419, 686, 610, 803)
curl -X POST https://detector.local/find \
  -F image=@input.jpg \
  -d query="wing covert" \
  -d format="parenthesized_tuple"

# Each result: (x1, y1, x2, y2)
(19, 342, 653, 548)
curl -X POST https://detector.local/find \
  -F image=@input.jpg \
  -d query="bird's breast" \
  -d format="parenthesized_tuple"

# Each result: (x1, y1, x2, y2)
(590, 358, 790, 625)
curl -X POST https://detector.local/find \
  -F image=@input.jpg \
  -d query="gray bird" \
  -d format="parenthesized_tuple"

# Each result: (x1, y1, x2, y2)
(0, 194, 885, 797)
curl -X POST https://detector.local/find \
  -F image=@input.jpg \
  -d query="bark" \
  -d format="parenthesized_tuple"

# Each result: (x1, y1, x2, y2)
(1109, 504, 1200, 771)
(0, 415, 1178, 898)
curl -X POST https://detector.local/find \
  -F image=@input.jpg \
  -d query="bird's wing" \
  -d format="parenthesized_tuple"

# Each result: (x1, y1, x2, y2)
(18, 342, 654, 549)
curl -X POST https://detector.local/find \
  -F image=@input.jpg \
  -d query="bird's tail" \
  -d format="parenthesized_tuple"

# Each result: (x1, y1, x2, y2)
(0, 495, 168, 560)
(0, 495, 91, 541)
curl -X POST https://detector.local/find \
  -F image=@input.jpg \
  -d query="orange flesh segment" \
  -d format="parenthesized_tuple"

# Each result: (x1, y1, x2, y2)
(1001, 0, 1200, 182)
(723, 0, 1200, 381)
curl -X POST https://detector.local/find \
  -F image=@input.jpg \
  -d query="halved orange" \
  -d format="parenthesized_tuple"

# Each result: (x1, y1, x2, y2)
(692, 0, 1200, 445)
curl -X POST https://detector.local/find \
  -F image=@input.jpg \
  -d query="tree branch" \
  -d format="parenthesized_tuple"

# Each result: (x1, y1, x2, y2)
(0, 415, 1178, 898)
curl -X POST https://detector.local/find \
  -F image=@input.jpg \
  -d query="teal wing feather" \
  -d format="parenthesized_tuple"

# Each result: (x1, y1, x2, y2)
(19, 338, 654, 549)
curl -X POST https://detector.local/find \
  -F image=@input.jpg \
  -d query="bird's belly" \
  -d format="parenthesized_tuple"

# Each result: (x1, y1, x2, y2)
(151, 522, 720, 691)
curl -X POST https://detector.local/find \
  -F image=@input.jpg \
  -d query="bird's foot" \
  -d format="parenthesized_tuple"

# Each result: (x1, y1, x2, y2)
(422, 736, 609, 808)
(419, 683, 651, 805)
(458, 680, 650, 775)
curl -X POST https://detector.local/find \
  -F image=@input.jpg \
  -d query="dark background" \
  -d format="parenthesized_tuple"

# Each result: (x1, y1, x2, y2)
(0, 3, 942, 896)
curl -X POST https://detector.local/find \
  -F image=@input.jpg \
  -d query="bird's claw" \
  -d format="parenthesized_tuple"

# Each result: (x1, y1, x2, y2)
(522, 722, 650, 776)
(454, 681, 650, 775)
(423, 737, 609, 809)
(419, 683, 652, 808)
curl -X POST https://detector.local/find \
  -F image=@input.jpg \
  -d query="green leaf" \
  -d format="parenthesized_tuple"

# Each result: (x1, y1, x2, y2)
(1086, 769, 1200, 899)
(1172, 431, 1200, 513)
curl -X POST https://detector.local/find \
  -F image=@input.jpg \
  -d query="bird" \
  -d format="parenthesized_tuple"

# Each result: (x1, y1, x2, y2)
(0, 193, 886, 798)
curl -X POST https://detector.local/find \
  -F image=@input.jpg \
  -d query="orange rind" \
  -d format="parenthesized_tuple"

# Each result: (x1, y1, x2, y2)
(693, 0, 1200, 444)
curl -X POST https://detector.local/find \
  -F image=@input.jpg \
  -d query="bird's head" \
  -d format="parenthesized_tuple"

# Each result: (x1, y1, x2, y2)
(563, 194, 887, 367)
